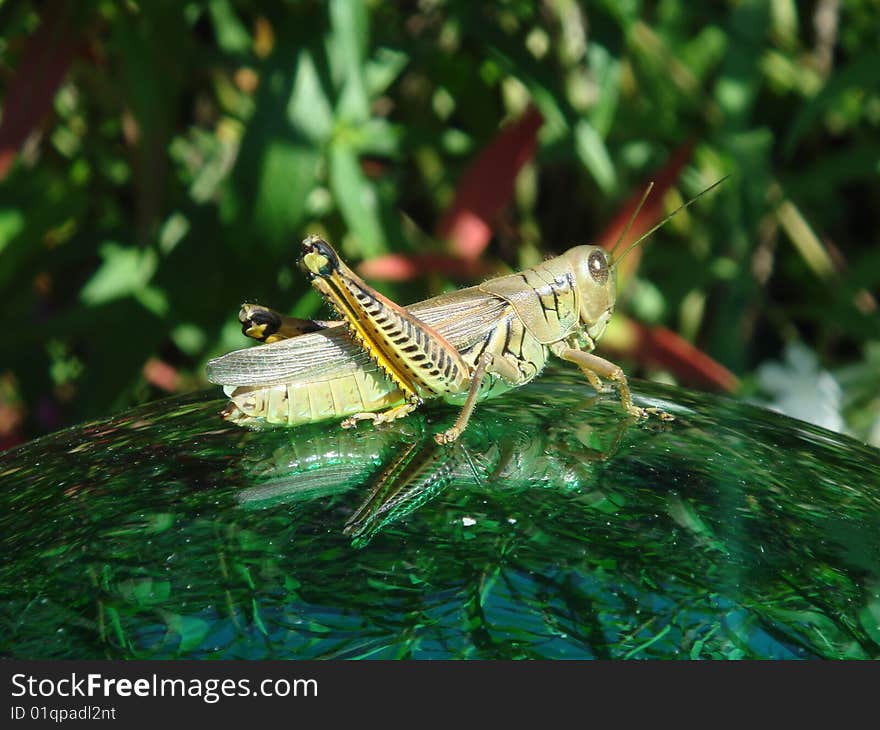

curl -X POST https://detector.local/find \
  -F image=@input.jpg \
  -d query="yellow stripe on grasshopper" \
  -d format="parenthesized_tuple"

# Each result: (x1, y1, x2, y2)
(300, 236, 471, 401)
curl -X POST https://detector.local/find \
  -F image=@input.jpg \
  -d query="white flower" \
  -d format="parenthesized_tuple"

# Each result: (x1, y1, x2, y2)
(757, 342, 845, 433)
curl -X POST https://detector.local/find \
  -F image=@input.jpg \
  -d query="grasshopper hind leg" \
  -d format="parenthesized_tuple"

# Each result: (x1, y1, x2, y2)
(299, 236, 471, 401)
(239, 303, 337, 343)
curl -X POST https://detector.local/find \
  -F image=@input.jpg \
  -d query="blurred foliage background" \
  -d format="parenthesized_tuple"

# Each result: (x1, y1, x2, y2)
(0, 0, 878, 450)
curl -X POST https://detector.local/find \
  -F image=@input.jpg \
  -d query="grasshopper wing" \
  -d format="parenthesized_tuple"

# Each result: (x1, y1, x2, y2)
(206, 326, 372, 387)
(207, 286, 508, 388)
(409, 287, 508, 348)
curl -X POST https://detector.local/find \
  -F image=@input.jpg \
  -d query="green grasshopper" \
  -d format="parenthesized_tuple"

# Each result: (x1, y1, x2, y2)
(207, 180, 723, 444)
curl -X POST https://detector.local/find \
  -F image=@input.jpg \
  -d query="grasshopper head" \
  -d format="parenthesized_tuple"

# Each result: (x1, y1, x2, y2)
(561, 178, 728, 346)
(564, 245, 617, 343)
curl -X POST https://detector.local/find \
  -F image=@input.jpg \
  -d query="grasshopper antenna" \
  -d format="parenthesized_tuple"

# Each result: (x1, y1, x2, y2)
(610, 181, 655, 257)
(611, 175, 729, 266)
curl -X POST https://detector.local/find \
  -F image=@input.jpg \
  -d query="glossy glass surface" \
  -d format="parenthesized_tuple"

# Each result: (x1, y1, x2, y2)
(2, 371, 878, 659)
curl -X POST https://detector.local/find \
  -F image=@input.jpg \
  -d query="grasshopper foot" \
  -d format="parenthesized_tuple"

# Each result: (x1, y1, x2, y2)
(626, 405, 674, 422)
(627, 405, 648, 419)
(645, 406, 675, 422)
(340, 413, 374, 430)
(434, 426, 461, 445)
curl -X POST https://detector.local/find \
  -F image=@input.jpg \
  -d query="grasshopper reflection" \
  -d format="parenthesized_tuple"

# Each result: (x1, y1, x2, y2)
(235, 405, 633, 547)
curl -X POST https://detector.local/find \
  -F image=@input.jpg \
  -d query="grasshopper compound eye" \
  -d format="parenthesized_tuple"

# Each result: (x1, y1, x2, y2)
(301, 236, 339, 278)
(588, 249, 609, 285)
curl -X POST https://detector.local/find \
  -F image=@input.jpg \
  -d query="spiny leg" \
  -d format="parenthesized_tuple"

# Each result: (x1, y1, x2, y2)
(550, 344, 673, 421)
(239, 303, 338, 343)
(435, 311, 541, 444)
(300, 235, 471, 402)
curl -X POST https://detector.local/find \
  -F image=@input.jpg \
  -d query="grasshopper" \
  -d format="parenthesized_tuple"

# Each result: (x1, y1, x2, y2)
(207, 179, 723, 444)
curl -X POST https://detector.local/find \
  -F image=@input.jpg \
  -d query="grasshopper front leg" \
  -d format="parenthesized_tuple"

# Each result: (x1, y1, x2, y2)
(549, 342, 673, 421)
(299, 236, 477, 436)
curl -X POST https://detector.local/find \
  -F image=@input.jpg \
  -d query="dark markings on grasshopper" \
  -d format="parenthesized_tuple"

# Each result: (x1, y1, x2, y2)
(502, 318, 513, 358)
(549, 284, 561, 314)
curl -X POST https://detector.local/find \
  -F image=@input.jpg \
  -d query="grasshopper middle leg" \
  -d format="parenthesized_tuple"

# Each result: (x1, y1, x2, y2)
(434, 348, 523, 445)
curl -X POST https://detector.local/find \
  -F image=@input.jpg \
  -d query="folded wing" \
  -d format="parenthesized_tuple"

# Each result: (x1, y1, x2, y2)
(206, 287, 508, 387)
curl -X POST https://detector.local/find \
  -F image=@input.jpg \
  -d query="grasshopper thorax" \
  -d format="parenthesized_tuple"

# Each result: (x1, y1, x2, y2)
(563, 245, 617, 343)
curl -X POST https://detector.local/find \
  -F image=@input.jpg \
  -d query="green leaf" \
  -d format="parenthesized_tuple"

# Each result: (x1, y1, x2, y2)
(711, 1, 770, 125)
(329, 143, 385, 258)
(586, 43, 620, 138)
(171, 324, 207, 356)
(329, 0, 370, 124)
(232, 34, 328, 250)
(352, 118, 402, 157)
(0, 209, 25, 256)
(134, 285, 169, 317)
(208, 0, 251, 54)
(287, 50, 334, 144)
(364, 47, 408, 97)
(680, 24, 728, 79)
(253, 140, 320, 250)
(486, 39, 569, 143)
(574, 120, 616, 193)
(80, 243, 158, 305)
(784, 50, 880, 155)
